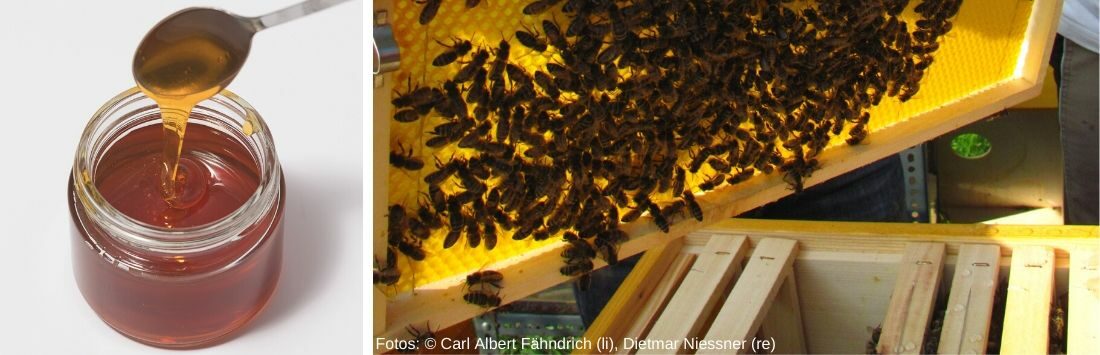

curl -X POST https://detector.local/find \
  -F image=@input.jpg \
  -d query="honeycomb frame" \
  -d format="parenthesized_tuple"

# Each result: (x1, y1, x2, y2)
(372, 0, 1061, 340)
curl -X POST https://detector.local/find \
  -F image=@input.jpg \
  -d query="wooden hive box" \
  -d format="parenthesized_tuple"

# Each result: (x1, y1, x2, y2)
(371, 0, 1064, 341)
(582, 220, 1098, 354)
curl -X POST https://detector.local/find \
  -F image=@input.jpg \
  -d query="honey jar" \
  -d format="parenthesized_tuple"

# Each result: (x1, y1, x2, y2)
(68, 87, 284, 348)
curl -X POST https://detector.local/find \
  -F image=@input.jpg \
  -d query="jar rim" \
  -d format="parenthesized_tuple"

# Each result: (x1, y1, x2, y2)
(72, 87, 282, 253)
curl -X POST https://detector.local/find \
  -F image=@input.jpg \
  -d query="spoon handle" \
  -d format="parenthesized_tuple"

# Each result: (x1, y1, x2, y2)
(251, 0, 352, 32)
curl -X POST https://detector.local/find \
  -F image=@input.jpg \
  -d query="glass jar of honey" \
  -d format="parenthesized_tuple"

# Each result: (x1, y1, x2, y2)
(68, 87, 285, 348)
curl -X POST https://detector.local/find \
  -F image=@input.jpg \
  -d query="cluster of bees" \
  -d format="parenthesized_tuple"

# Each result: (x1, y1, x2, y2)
(379, 0, 962, 303)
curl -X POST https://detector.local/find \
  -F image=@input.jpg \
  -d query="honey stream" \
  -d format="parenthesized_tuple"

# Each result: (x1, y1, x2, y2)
(133, 15, 249, 208)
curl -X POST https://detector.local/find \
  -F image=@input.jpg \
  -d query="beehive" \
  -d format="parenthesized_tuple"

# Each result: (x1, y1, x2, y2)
(582, 220, 1099, 354)
(372, 0, 1061, 340)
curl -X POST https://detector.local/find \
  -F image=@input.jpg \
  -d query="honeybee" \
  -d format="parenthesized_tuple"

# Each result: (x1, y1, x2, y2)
(417, 0, 442, 25)
(523, 0, 562, 15)
(488, 40, 511, 83)
(594, 238, 618, 265)
(466, 270, 504, 289)
(698, 173, 726, 191)
(647, 202, 669, 233)
(393, 108, 421, 123)
(560, 258, 593, 276)
(483, 220, 498, 250)
(562, 232, 596, 262)
(516, 24, 548, 52)
(389, 143, 424, 171)
(465, 218, 482, 249)
(432, 38, 473, 67)
(443, 228, 462, 249)
(454, 49, 490, 83)
(387, 204, 408, 245)
(681, 191, 703, 221)
(533, 71, 561, 99)
(373, 247, 401, 286)
(780, 155, 820, 193)
(397, 238, 426, 261)
(727, 168, 755, 186)
(407, 216, 430, 240)
(543, 19, 568, 49)
(463, 289, 502, 308)
(406, 323, 437, 352)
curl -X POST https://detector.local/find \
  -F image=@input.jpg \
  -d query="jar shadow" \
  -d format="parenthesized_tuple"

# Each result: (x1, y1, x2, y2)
(245, 167, 362, 332)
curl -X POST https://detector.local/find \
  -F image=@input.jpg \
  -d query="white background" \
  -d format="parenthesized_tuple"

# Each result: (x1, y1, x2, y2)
(0, 1, 364, 354)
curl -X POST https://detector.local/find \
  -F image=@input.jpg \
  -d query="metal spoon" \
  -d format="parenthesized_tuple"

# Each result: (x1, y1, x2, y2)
(133, 0, 351, 98)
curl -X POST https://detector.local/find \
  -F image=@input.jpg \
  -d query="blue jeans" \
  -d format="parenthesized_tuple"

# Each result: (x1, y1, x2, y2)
(1055, 37, 1099, 225)
(572, 156, 907, 326)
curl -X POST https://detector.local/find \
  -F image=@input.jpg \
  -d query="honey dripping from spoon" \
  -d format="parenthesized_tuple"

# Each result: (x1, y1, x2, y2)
(132, 1, 349, 209)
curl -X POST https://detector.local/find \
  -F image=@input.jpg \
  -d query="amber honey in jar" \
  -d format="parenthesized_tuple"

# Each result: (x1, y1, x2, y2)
(69, 87, 284, 348)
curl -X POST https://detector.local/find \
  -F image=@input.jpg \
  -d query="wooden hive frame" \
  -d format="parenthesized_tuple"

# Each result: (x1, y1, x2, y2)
(582, 220, 1098, 354)
(371, 0, 1065, 340)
